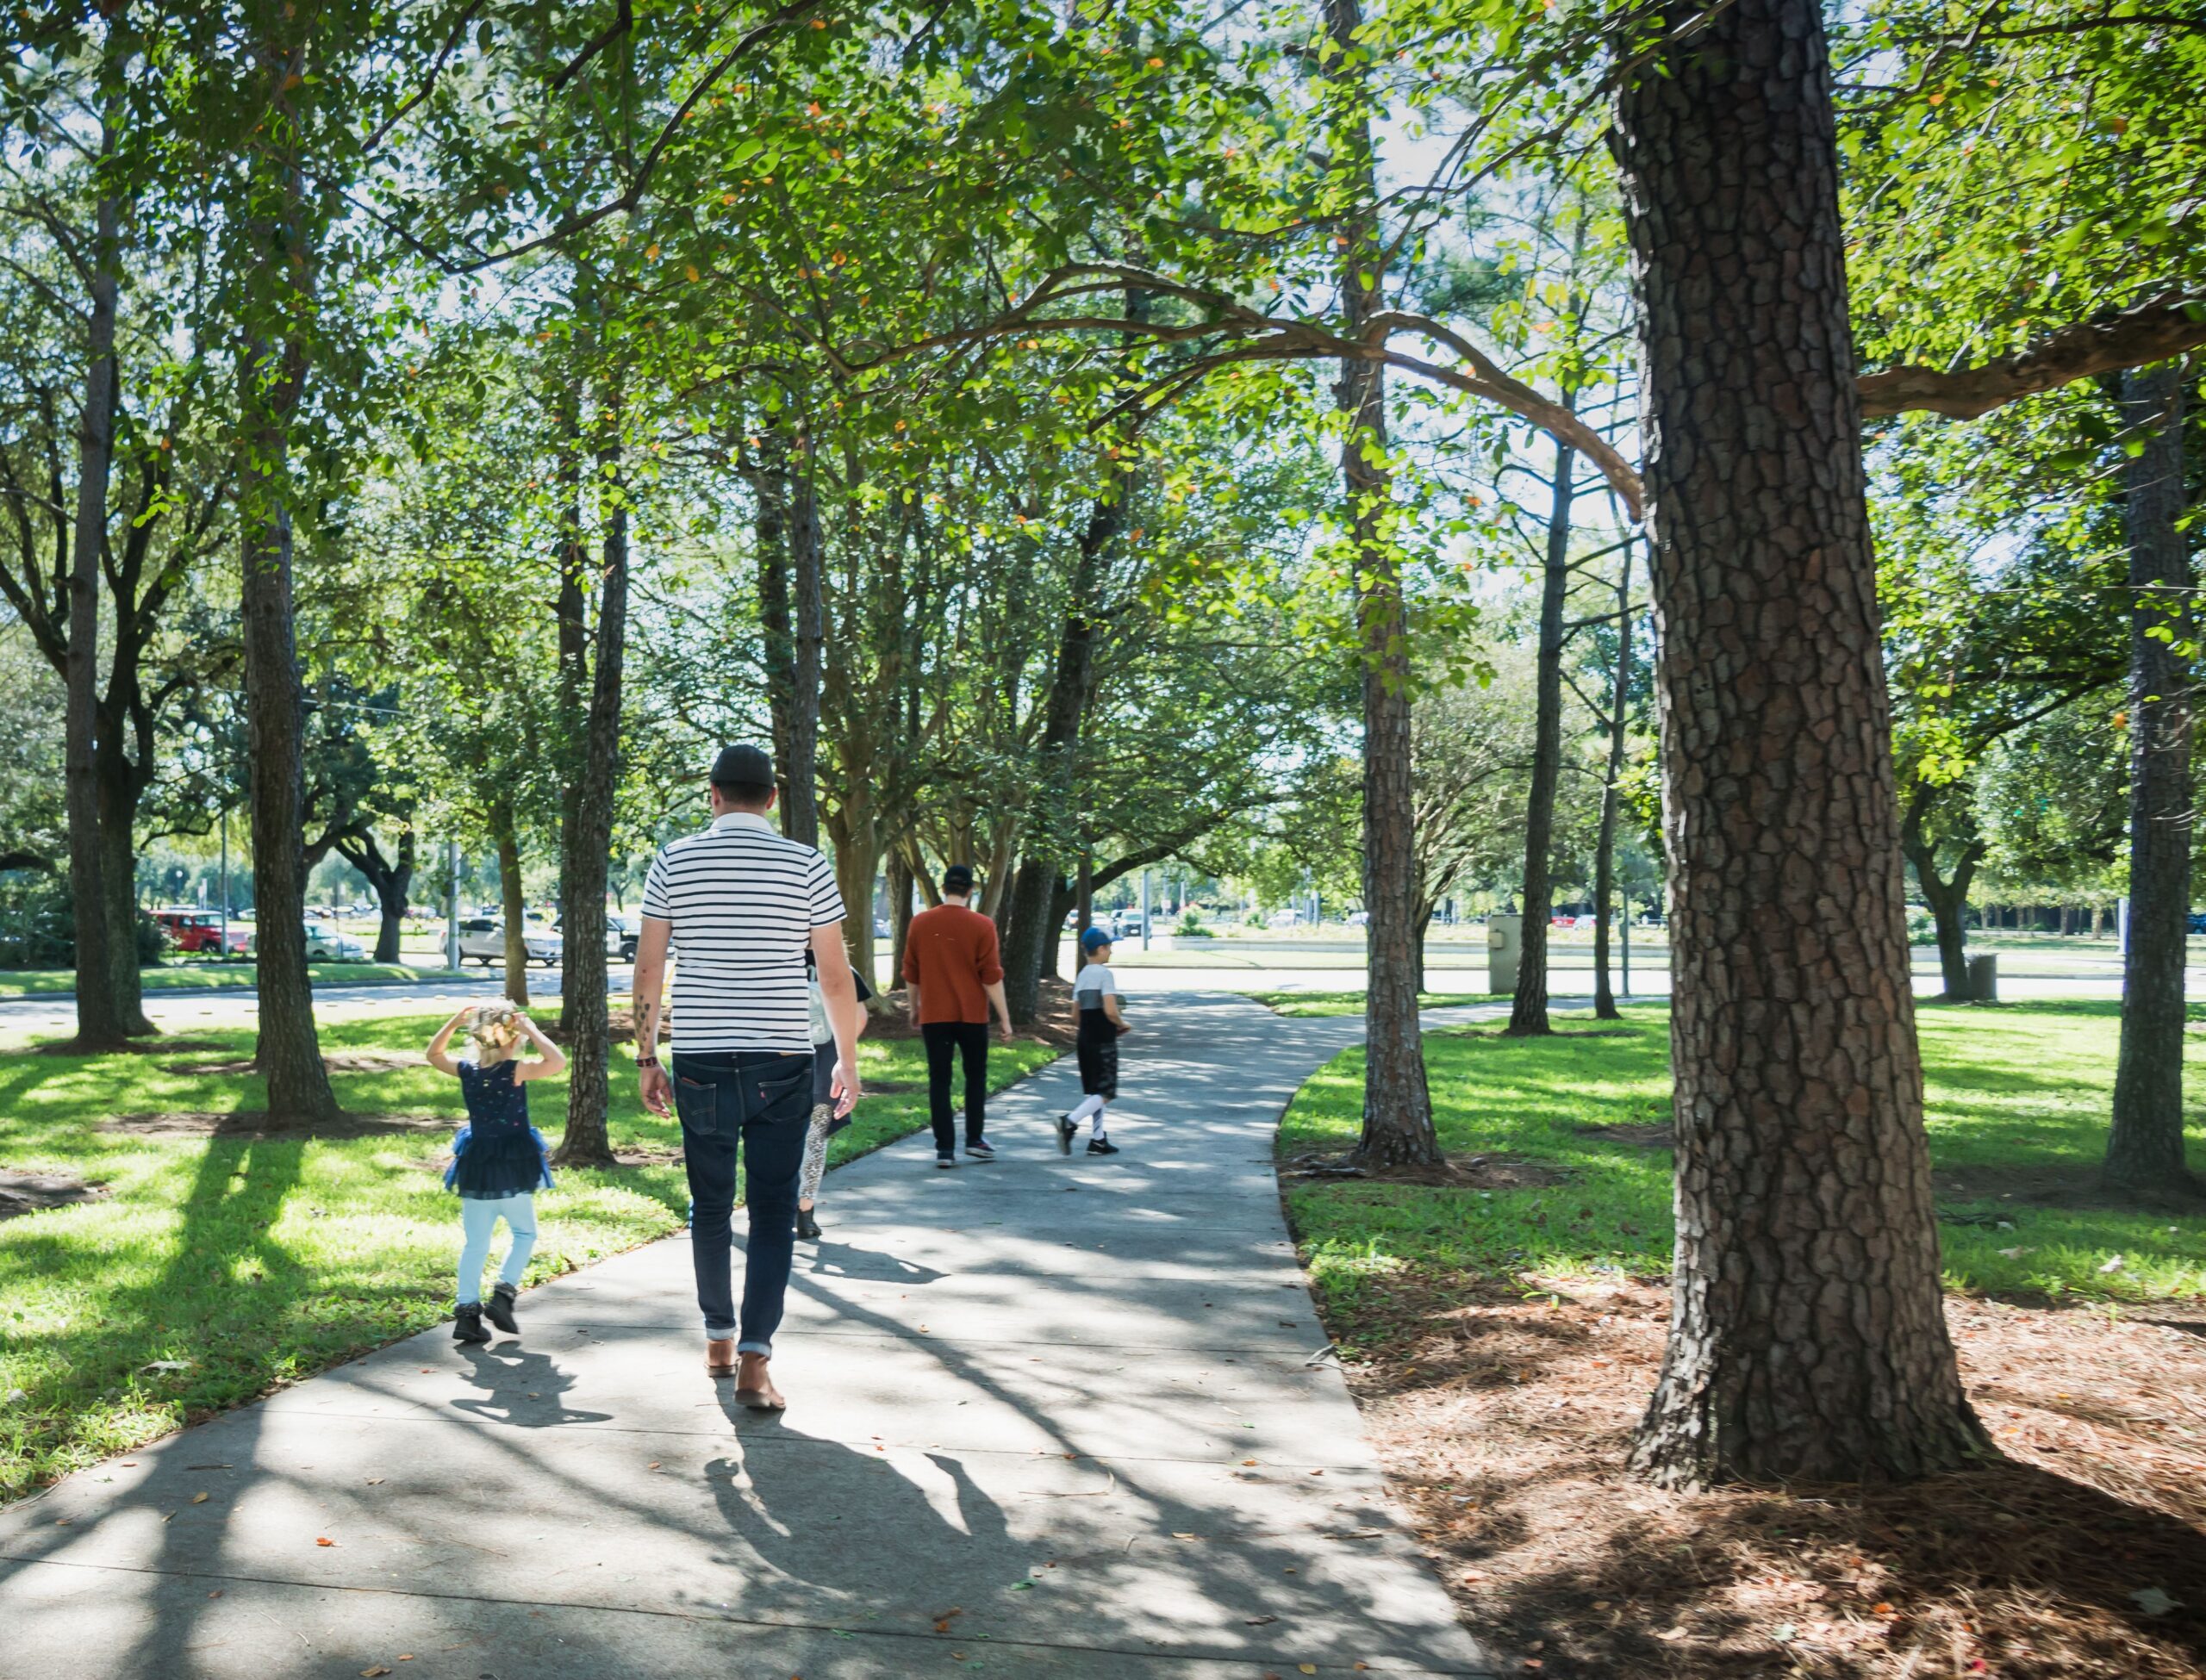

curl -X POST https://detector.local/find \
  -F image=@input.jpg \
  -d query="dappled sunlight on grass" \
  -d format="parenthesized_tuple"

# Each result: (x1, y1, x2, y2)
(0, 1011, 1058, 1497)
(1279, 1003, 2206, 1335)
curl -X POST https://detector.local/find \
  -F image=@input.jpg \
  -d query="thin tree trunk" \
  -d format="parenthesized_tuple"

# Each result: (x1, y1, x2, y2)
(495, 803, 530, 1010)
(887, 843, 914, 995)
(96, 728, 154, 1034)
(1593, 546, 1632, 1019)
(554, 394, 588, 1033)
(1511, 428, 1576, 1035)
(783, 427, 824, 848)
(755, 438, 795, 808)
(1900, 793, 1984, 1001)
(2107, 364, 2196, 1192)
(360, 827, 413, 963)
(556, 393, 627, 1169)
(1614, 0, 1982, 1485)
(1328, 0, 1435, 1167)
(63, 189, 123, 1049)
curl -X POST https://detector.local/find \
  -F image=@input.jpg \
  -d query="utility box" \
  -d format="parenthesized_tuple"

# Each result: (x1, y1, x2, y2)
(1487, 914, 1522, 996)
(1966, 952, 1998, 1004)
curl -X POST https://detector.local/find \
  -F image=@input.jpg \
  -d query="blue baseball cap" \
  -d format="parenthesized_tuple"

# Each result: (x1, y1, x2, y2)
(1080, 925, 1113, 952)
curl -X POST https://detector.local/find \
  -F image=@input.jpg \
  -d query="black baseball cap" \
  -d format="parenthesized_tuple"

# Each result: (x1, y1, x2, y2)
(943, 864, 975, 893)
(710, 744, 775, 788)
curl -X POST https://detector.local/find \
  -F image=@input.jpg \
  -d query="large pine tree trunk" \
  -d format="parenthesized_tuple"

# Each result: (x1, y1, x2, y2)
(1592, 549, 1632, 1020)
(63, 190, 124, 1051)
(1509, 430, 1577, 1036)
(1329, 0, 1435, 1167)
(2106, 365, 2196, 1192)
(555, 407, 627, 1170)
(1613, 0, 1983, 1485)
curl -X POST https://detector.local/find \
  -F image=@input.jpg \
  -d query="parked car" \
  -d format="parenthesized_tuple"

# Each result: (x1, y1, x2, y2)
(251, 921, 369, 961)
(153, 908, 250, 955)
(549, 914, 639, 962)
(458, 918, 560, 967)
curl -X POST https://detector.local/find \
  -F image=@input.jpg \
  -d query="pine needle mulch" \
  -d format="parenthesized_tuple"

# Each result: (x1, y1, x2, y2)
(1327, 1272, 2206, 1678)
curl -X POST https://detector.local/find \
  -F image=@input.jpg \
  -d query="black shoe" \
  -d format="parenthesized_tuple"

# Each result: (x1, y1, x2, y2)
(1056, 1114, 1077, 1155)
(965, 1138, 996, 1160)
(452, 1303, 491, 1344)
(1086, 1137, 1119, 1156)
(795, 1206, 822, 1240)
(936, 1154, 958, 1170)
(483, 1282, 520, 1335)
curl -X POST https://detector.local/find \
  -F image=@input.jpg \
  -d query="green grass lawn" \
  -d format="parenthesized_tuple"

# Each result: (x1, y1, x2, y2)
(0, 1014, 1058, 1500)
(1251, 990, 1499, 1017)
(1279, 1000, 2206, 1344)
(0, 961, 433, 998)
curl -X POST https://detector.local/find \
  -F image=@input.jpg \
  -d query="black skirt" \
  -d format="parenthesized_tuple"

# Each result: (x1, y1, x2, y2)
(1076, 1017, 1119, 1098)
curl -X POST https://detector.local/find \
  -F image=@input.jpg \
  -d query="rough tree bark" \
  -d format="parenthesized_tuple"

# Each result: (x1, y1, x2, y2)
(2106, 364, 2196, 1192)
(1612, 0, 1985, 1485)
(1509, 426, 1577, 1036)
(1592, 544, 1632, 1020)
(1328, 0, 1435, 1166)
(555, 394, 627, 1169)
(752, 436, 795, 808)
(494, 801, 530, 1010)
(62, 186, 124, 1049)
(237, 44, 338, 1126)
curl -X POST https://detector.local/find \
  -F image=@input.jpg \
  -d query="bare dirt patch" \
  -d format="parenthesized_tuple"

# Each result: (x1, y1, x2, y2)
(0, 1168, 110, 1219)
(1281, 1151, 1568, 1189)
(21, 1036, 231, 1059)
(161, 1048, 427, 1077)
(102, 1111, 446, 1140)
(1322, 1270, 2206, 1678)
(1573, 1123, 1672, 1148)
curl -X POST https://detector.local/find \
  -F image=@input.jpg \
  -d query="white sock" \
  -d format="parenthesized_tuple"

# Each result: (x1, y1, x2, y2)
(1067, 1095, 1103, 1126)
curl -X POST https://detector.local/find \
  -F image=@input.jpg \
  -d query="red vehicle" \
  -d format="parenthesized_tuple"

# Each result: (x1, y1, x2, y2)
(155, 909, 249, 955)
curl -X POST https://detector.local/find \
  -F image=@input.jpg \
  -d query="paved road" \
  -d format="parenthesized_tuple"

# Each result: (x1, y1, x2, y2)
(0, 992, 1500, 1678)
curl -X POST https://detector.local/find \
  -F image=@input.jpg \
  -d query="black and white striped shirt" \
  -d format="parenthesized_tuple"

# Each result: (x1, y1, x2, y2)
(640, 812, 846, 1053)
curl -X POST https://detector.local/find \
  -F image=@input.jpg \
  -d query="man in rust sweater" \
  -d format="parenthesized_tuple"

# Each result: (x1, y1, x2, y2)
(901, 864, 1013, 1168)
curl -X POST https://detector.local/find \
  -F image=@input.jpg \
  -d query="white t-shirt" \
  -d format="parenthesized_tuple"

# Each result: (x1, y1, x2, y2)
(1073, 962, 1117, 1011)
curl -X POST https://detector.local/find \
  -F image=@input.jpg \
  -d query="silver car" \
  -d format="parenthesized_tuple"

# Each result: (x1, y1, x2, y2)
(457, 918, 560, 967)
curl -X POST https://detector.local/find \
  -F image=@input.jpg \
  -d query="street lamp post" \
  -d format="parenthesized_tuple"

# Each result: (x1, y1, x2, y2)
(1139, 869, 1150, 950)
(446, 839, 461, 972)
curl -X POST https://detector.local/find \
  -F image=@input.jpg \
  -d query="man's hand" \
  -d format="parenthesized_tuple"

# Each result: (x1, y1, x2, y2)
(998, 1020, 1014, 1044)
(830, 1057, 861, 1119)
(639, 1062, 673, 1117)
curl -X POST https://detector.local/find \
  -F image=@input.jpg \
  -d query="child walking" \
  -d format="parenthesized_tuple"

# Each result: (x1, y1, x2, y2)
(427, 1002, 564, 1343)
(1059, 925, 1128, 1156)
(796, 953, 873, 1240)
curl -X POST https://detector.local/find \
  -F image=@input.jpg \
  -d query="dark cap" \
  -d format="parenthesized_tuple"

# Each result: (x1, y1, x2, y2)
(710, 744, 775, 788)
(942, 864, 975, 893)
(1080, 924, 1113, 952)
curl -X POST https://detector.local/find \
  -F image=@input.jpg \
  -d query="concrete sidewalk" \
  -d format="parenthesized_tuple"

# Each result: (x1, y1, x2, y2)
(0, 992, 1496, 1678)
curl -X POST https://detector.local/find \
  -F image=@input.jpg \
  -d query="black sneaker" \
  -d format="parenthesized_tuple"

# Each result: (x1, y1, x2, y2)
(966, 1139, 997, 1160)
(1056, 1114, 1077, 1155)
(452, 1303, 491, 1344)
(1086, 1137, 1119, 1156)
(936, 1154, 958, 1170)
(483, 1282, 520, 1335)
(795, 1206, 822, 1240)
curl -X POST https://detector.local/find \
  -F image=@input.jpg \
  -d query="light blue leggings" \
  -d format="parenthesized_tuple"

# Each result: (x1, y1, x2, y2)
(457, 1193, 538, 1305)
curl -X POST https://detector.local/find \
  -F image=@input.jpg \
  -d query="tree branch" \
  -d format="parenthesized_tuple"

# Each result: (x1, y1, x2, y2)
(1860, 295, 2206, 420)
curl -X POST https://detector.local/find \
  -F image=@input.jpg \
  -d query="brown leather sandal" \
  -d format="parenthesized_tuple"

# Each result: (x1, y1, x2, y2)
(705, 1337, 737, 1378)
(733, 1353, 787, 1410)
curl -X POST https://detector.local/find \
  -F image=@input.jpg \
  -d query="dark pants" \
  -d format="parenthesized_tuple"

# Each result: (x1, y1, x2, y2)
(670, 1049, 812, 1354)
(921, 1021, 990, 1154)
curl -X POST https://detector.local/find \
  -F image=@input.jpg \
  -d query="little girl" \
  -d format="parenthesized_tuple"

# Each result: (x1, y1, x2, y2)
(427, 1002, 564, 1343)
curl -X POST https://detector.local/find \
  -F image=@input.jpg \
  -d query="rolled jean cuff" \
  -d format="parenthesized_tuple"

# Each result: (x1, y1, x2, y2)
(705, 1318, 738, 1340)
(736, 1339, 772, 1357)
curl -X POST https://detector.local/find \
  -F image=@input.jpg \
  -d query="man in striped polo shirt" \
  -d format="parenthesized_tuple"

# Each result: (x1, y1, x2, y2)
(633, 744, 861, 1412)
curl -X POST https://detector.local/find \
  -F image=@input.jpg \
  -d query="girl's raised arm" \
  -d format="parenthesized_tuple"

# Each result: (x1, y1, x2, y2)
(513, 1013, 569, 1083)
(426, 1007, 470, 1076)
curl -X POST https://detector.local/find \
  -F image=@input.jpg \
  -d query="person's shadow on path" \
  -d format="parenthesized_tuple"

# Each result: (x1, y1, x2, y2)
(795, 1237, 947, 1286)
(701, 1415, 1015, 1603)
(451, 1342, 614, 1427)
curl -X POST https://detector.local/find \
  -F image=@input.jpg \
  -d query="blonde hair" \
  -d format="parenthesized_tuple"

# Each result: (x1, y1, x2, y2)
(467, 1002, 523, 1053)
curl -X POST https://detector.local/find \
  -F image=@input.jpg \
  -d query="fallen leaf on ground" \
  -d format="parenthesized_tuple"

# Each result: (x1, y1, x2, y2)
(190, 1492, 209, 1504)
(363, 1669, 391, 1677)
(1245, 1615, 1276, 1626)
(316, 1537, 336, 1547)
(1656, 1627, 1687, 1642)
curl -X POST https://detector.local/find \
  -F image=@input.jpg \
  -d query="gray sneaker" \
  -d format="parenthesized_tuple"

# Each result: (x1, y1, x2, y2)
(966, 1139, 997, 1160)
(935, 1154, 958, 1170)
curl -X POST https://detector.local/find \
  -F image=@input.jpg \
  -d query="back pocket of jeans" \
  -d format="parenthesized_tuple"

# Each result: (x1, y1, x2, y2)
(751, 1064, 811, 1122)
(674, 1075, 723, 1137)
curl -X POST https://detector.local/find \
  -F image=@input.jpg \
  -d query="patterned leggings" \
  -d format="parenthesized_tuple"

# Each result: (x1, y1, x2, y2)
(798, 1103, 832, 1206)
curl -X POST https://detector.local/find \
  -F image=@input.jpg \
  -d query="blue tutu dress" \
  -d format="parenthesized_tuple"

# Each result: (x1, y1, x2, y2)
(444, 1059, 555, 1198)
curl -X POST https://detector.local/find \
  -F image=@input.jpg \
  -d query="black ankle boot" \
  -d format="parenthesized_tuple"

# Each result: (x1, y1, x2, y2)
(795, 1206, 822, 1241)
(483, 1282, 520, 1335)
(452, 1303, 490, 1344)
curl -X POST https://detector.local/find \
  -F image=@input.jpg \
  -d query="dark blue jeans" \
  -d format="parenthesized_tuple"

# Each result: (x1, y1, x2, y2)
(671, 1049, 813, 1354)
